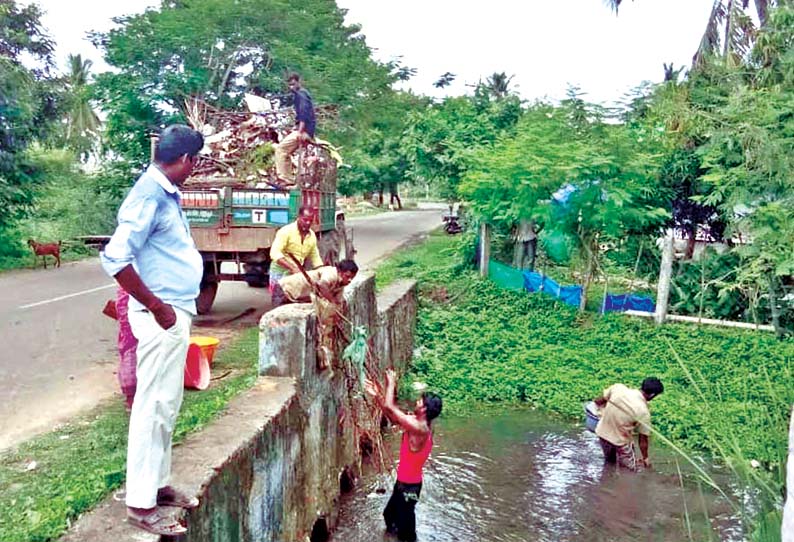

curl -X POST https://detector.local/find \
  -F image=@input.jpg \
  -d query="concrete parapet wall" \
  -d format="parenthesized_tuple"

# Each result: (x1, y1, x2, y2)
(61, 276, 417, 542)
(375, 280, 418, 372)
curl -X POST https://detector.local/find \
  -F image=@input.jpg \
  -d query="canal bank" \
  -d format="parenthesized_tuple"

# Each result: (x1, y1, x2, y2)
(61, 275, 417, 542)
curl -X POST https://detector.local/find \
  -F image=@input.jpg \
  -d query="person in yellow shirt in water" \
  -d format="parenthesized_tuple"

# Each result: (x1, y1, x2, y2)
(593, 377, 664, 471)
(269, 206, 323, 306)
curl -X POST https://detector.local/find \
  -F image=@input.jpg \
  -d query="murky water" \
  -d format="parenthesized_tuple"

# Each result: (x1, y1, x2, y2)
(331, 410, 744, 542)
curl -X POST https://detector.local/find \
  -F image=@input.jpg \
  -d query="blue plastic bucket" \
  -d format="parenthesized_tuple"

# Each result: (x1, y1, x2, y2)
(583, 401, 600, 433)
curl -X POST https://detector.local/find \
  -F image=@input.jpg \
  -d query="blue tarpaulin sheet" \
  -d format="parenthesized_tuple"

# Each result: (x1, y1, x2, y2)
(487, 261, 650, 312)
(522, 270, 582, 307)
(602, 293, 655, 313)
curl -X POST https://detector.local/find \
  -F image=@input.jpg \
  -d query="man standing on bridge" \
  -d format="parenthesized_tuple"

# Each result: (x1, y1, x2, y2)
(365, 370, 443, 542)
(275, 72, 316, 186)
(101, 124, 204, 536)
(269, 206, 323, 306)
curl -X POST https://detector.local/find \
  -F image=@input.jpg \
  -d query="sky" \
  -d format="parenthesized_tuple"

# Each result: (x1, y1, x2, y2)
(27, 0, 715, 106)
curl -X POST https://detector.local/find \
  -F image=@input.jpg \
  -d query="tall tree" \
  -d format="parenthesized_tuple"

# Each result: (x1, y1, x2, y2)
(64, 54, 101, 158)
(484, 71, 514, 99)
(461, 98, 667, 310)
(401, 89, 522, 202)
(0, 0, 58, 257)
(697, 4, 794, 334)
(433, 72, 456, 88)
(604, 0, 779, 67)
(92, 0, 399, 165)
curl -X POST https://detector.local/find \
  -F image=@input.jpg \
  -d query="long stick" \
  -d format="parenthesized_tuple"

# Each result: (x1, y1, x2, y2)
(285, 254, 353, 325)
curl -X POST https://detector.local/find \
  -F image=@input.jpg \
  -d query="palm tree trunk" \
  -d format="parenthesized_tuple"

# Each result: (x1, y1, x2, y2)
(754, 0, 769, 27)
(655, 230, 675, 324)
(579, 235, 598, 312)
(723, 0, 734, 59)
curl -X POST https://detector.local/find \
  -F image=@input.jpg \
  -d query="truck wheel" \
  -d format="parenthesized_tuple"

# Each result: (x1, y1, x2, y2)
(243, 263, 268, 288)
(196, 281, 218, 314)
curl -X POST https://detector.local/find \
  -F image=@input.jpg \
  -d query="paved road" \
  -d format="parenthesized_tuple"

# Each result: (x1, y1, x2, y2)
(0, 208, 443, 450)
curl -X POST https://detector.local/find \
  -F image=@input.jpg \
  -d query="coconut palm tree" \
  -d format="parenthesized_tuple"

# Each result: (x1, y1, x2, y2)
(485, 71, 514, 99)
(604, 0, 777, 67)
(64, 53, 101, 157)
(433, 71, 456, 89)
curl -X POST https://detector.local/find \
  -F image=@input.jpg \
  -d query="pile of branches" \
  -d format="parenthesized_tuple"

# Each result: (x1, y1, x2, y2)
(183, 97, 338, 188)
(340, 326, 394, 478)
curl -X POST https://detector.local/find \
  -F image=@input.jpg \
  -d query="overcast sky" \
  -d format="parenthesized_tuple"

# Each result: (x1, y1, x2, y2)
(28, 0, 714, 105)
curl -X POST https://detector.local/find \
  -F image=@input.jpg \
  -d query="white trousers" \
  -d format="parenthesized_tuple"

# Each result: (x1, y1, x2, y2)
(126, 306, 192, 509)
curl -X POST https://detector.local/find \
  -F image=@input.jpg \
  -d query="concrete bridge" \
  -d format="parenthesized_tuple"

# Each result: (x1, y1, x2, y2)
(61, 275, 417, 542)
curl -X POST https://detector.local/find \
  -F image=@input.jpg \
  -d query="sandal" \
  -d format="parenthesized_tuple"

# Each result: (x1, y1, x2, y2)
(157, 486, 200, 509)
(127, 509, 187, 536)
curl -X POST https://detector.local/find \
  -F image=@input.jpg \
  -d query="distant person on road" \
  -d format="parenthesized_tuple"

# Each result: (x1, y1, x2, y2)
(365, 370, 443, 542)
(592, 378, 664, 471)
(275, 72, 316, 186)
(269, 206, 323, 306)
(274, 259, 358, 370)
(101, 124, 205, 536)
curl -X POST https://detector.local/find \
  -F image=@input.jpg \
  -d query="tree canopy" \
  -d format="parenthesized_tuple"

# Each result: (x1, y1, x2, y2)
(0, 0, 60, 256)
(92, 0, 401, 165)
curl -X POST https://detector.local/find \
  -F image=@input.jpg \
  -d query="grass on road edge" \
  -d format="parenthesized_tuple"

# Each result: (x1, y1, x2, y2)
(0, 328, 258, 542)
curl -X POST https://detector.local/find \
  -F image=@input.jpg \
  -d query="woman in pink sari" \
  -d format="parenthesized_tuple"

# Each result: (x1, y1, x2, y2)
(104, 288, 138, 410)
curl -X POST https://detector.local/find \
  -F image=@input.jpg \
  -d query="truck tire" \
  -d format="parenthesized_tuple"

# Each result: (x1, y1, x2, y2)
(196, 280, 218, 315)
(243, 263, 269, 288)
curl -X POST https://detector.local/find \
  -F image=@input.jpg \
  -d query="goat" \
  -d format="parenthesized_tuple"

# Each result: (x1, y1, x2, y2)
(27, 239, 62, 269)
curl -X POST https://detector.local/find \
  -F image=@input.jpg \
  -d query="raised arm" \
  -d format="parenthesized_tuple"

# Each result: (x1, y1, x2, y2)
(365, 369, 428, 436)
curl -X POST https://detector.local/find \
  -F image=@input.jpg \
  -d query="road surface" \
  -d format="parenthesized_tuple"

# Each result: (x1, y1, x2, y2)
(0, 208, 443, 450)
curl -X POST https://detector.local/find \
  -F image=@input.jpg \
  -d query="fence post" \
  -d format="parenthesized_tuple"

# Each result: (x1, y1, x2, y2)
(479, 223, 490, 277)
(655, 229, 674, 324)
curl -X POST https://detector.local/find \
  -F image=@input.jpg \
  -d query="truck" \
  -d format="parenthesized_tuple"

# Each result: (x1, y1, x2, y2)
(164, 97, 352, 314)
(182, 150, 351, 314)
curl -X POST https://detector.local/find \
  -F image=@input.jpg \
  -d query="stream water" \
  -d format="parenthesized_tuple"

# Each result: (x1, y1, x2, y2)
(330, 410, 744, 542)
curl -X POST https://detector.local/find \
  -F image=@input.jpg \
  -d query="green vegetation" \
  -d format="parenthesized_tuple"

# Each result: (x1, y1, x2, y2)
(0, 328, 258, 542)
(385, 232, 792, 539)
(3, 0, 794, 334)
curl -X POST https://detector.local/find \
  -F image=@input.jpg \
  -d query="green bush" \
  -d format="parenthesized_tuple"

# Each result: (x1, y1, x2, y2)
(386, 233, 792, 492)
(382, 232, 791, 540)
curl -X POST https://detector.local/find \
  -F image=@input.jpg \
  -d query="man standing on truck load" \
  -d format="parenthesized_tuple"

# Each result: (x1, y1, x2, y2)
(269, 206, 323, 306)
(365, 370, 443, 542)
(592, 377, 664, 471)
(274, 260, 359, 370)
(275, 72, 316, 186)
(101, 125, 204, 536)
